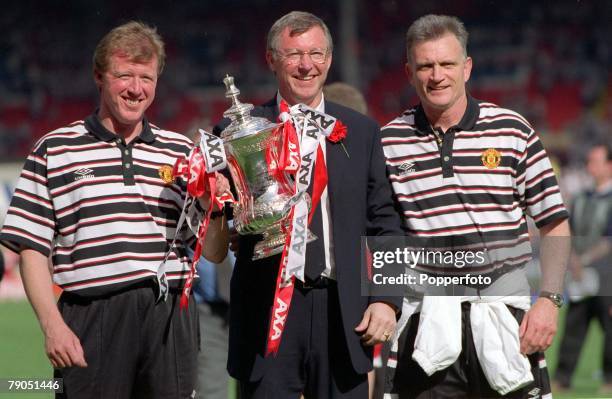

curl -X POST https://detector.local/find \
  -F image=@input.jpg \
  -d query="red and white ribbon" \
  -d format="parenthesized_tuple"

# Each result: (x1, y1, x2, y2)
(157, 129, 233, 309)
(264, 101, 341, 356)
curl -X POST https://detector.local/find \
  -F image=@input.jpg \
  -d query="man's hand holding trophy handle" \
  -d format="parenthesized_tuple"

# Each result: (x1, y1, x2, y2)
(197, 172, 232, 212)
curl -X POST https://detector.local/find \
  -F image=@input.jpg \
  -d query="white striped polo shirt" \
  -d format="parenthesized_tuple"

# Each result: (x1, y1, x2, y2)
(381, 96, 568, 277)
(0, 114, 197, 296)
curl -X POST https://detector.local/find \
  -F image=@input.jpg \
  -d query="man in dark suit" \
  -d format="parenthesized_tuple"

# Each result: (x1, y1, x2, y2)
(217, 11, 403, 399)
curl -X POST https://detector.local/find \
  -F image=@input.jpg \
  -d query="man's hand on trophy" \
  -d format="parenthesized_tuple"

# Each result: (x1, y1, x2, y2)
(197, 172, 232, 211)
(213, 173, 232, 209)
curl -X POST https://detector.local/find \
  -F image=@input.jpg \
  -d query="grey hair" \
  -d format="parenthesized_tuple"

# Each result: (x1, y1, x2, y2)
(405, 14, 468, 63)
(267, 11, 333, 56)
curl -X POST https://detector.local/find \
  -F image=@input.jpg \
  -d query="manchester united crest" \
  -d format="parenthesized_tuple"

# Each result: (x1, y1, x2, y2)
(481, 148, 501, 169)
(158, 165, 175, 184)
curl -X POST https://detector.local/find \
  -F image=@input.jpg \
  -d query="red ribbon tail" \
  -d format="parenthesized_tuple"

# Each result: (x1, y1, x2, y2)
(179, 292, 190, 310)
(264, 211, 295, 357)
(309, 145, 328, 225)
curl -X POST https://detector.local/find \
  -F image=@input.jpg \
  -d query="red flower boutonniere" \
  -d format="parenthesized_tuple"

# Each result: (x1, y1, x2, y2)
(327, 120, 347, 143)
(327, 120, 350, 158)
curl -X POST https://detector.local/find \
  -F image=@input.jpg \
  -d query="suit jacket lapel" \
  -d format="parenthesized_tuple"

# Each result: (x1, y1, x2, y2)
(323, 102, 351, 241)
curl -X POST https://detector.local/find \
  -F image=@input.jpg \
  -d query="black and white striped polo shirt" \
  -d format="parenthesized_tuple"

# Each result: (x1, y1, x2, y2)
(0, 114, 196, 296)
(381, 96, 568, 275)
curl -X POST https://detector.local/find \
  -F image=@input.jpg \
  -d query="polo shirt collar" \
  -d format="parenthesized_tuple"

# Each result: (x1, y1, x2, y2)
(85, 111, 156, 144)
(414, 94, 479, 135)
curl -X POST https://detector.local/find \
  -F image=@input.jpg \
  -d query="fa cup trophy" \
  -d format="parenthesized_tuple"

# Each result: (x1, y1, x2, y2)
(219, 75, 314, 259)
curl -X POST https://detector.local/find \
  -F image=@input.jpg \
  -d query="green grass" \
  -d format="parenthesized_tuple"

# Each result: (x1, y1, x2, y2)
(0, 301, 52, 398)
(546, 308, 608, 398)
(0, 300, 608, 398)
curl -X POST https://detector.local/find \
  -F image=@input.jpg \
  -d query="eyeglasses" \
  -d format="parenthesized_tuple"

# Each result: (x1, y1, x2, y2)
(275, 49, 328, 65)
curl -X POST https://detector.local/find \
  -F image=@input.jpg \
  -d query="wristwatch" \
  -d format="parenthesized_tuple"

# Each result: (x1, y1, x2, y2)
(539, 291, 564, 308)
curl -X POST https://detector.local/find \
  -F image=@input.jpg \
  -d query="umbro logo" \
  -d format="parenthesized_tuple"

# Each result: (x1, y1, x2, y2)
(397, 162, 416, 176)
(527, 387, 540, 398)
(74, 168, 95, 181)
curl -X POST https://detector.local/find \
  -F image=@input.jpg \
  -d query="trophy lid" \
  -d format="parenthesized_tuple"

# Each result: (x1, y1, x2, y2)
(220, 75, 277, 141)
(222, 75, 254, 122)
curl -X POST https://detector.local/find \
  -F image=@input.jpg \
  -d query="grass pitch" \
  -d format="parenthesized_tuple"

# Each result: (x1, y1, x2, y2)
(0, 300, 607, 398)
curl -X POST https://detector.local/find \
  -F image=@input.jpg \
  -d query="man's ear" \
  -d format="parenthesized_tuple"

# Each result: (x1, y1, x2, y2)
(265, 50, 276, 73)
(94, 70, 103, 89)
(404, 63, 414, 85)
(463, 56, 473, 83)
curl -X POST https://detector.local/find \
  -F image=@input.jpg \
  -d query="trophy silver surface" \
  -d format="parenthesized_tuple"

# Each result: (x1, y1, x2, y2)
(220, 75, 315, 260)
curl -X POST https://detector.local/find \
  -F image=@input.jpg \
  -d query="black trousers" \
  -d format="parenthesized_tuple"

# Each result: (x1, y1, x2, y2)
(555, 295, 612, 387)
(239, 280, 369, 399)
(54, 281, 198, 399)
(386, 302, 552, 398)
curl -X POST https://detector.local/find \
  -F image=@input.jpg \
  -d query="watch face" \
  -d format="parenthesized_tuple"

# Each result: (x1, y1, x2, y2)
(541, 292, 564, 307)
(548, 293, 563, 307)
